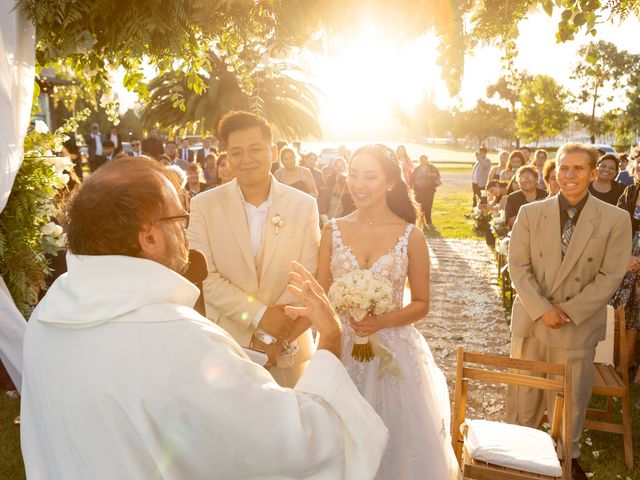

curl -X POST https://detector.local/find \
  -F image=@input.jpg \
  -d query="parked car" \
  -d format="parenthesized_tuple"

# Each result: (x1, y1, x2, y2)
(318, 148, 341, 167)
(593, 144, 617, 157)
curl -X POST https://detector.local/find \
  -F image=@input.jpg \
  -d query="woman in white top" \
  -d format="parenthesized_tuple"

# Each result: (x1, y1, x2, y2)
(274, 146, 318, 197)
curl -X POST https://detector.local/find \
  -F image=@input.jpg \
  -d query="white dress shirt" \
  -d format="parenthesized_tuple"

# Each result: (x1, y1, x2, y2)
(238, 184, 273, 327)
(110, 133, 119, 148)
(94, 133, 103, 156)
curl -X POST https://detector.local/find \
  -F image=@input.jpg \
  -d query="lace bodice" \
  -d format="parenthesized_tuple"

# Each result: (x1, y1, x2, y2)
(329, 219, 413, 309)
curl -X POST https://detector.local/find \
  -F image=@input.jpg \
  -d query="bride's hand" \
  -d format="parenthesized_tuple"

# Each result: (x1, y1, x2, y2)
(350, 314, 385, 337)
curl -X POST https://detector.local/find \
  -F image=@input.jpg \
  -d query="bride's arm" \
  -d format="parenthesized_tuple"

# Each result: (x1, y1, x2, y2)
(351, 227, 429, 336)
(316, 224, 334, 293)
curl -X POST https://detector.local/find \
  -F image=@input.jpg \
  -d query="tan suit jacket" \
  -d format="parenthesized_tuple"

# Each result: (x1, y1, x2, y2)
(509, 194, 631, 349)
(187, 178, 320, 366)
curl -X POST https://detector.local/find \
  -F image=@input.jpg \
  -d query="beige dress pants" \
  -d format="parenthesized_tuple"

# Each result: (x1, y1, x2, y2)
(506, 335, 596, 458)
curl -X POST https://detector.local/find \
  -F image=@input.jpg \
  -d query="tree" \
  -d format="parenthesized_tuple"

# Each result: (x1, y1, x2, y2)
(571, 41, 633, 144)
(142, 54, 322, 140)
(459, 100, 514, 145)
(516, 75, 569, 145)
(486, 72, 532, 147)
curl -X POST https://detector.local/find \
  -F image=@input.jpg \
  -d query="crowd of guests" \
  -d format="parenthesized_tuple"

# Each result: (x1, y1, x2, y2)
(67, 123, 443, 229)
(474, 144, 640, 391)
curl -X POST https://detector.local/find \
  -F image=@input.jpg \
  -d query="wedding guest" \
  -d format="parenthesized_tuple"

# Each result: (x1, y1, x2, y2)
(396, 145, 414, 185)
(543, 159, 560, 196)
(589, 154, 625, 205)
(519, 146, 531, 163)
(471, 146, 491, 207)
(274, 146, 318, 197)
(109, 126, 123, 154)
(203, 153, 218, 186)
(187, 111, 321, 387)
(507, 143, 631, 480)
(488, 150, 508, 182)
(141, 128, 164, 158)
(410, 154, 440, 225)
(102, 140, 116, 163)
(615, 153, 633, 186)
(164, 141, 182, 167)
(62, 134, 83, 180)
(129, 138, 144, 157)
(330, 156, 347, 176)
(533, 149, 548, 191)
(500, 150, 525, 183)
(317, 144, 461, 480)
(21, 157, 388, 480)
(215, 153, 235, 185)
(486, 180, 509, 213)
(504, 166, 547, 227)
(178, 138, 194, 165)
(303, 152, 328, 214)
(196, 137, 216, 166)
(185, 162, 209, 197)
(612, 159, 640, 384)
(84, 122, 105, 172)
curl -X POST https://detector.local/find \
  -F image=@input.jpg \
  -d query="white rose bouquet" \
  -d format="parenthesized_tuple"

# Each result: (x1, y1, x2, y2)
(328, 269, 394, 362)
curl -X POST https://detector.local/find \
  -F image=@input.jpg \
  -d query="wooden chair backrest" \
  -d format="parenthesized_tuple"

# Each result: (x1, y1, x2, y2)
(613, 307, 629, 386)
(452, 347, 572, 480)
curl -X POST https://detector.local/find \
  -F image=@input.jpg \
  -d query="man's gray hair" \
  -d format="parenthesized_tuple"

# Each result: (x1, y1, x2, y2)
(556, 143, 599, 169)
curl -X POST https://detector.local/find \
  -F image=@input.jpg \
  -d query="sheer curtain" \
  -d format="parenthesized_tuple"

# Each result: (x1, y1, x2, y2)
(0, 0, 36, 391)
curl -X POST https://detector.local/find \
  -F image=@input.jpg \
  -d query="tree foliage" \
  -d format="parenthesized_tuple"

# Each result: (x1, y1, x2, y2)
(570, 41, 636, 143)
(516, 75, 569, 144)
(142, 53, 321, 140)
(456, 100, 515, 144)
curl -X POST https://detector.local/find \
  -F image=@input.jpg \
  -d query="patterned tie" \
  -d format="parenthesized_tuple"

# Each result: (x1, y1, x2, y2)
(561, 207, 577, 257)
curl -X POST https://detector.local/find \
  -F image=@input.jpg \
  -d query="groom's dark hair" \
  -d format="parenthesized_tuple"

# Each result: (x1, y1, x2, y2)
(216, 111, 272, 149)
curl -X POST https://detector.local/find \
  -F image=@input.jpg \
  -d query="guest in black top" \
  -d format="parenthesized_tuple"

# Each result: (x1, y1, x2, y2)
(589, 154, 625, 205)
(505, 166, 547, 227)
(612, 161, 640, 383)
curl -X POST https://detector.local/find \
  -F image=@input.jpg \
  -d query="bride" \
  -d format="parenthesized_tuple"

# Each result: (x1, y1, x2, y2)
(317, 144, 461, 480)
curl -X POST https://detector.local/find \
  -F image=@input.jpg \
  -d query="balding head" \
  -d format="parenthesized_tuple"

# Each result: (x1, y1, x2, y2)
(66, 158, 177, 257)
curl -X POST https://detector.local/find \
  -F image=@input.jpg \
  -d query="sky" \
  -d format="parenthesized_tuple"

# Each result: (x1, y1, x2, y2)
(116, 8, 640, 141)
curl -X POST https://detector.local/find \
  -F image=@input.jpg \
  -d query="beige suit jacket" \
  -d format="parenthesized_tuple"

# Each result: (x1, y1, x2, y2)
(508, 194, 631, 349)
(187, 178, 320, 363)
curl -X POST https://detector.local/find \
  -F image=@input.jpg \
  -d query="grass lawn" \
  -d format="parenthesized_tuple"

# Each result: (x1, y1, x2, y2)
(425, 183, 476, 240)
(0, 393, 23, 479)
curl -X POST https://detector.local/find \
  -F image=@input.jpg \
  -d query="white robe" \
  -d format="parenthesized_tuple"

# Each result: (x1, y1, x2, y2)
(21, 254, 388, 480)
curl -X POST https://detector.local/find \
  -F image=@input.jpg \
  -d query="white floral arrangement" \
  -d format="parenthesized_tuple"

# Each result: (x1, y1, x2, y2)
(328, 269, 394, 362)
(496, 233, 511, 256)
(490, 210, 509, 239)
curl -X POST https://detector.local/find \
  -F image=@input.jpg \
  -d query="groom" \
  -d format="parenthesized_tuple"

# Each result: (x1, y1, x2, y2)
(187, 111, 320, 387)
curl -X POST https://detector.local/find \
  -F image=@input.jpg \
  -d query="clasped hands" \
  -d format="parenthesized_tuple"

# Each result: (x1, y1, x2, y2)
(628, 255, 640, 273)
(540, 304, 571, 329)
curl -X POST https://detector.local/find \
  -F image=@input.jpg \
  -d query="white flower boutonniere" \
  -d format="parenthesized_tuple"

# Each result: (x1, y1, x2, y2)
(271, 214, 285, 235)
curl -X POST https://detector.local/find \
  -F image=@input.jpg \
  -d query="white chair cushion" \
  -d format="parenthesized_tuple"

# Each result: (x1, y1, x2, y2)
(465, 419, 562, 477)
(594, 305, 615, 365)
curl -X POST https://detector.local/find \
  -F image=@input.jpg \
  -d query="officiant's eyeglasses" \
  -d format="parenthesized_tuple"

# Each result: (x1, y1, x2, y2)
(157, 212, 190, 229)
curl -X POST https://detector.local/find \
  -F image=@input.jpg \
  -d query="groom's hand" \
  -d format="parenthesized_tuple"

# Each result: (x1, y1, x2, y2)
(286, 261, 342, 358)
(258, 306, 294, 341)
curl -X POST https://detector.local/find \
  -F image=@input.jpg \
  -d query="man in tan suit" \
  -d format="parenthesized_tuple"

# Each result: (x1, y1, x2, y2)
(187, 111, 320, 387)
(507, 143, 631, 479)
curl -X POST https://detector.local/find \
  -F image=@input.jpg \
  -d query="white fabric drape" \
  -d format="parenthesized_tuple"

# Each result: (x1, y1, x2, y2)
(0, 0, 36, 391)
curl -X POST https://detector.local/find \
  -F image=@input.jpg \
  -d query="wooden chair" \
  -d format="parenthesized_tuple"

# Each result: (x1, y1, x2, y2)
(585, 306, 633, 469)
(452, 348, 572, 480)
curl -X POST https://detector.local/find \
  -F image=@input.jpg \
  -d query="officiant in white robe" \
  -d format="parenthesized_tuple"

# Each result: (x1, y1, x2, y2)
(21, 158, 388, 480)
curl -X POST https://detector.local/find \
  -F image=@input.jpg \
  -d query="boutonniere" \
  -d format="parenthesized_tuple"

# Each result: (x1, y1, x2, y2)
(271, 214, 285, 235)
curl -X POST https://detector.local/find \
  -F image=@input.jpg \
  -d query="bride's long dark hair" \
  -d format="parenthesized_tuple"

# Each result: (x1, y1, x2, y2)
(350, 144, 419, 225)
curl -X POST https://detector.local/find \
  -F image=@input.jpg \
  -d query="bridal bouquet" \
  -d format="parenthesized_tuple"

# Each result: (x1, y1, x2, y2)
(328, 270, 394, 362)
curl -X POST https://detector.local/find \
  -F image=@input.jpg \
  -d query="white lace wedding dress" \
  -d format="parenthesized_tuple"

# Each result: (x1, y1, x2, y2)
(329, 219, 461, 480)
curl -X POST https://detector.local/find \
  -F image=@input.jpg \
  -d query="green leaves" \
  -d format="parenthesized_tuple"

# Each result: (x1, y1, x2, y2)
(516, 75, 569, 143)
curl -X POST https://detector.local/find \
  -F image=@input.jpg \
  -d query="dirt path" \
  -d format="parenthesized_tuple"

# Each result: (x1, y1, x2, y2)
(415, 237, 511, 420)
